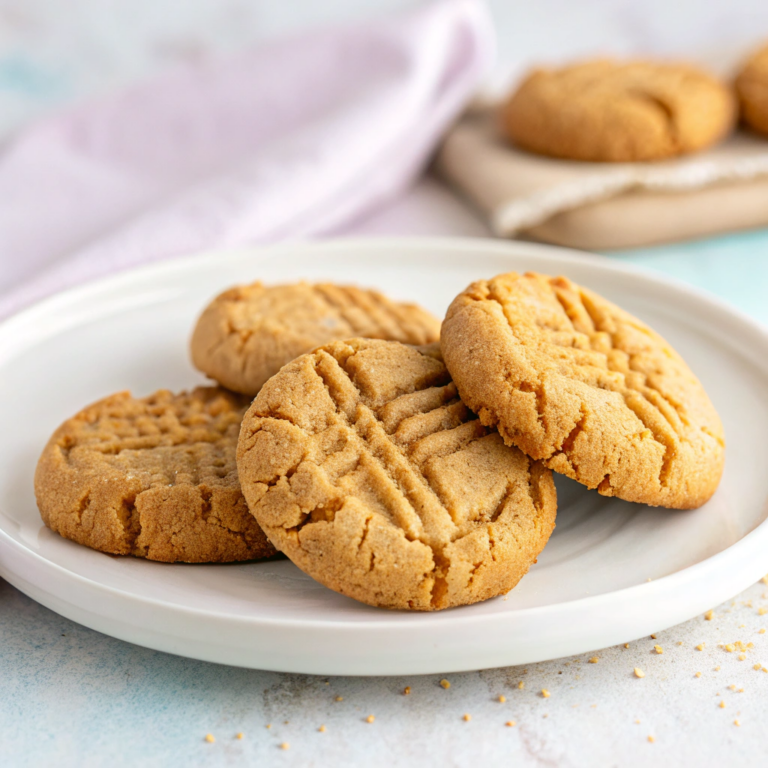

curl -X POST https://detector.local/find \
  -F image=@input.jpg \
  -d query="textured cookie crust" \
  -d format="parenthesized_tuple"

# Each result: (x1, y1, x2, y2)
(237, 339, 556, 611)
(735, 44, 768, 136)
(441, 273, 725, 509)
(191, 282, 441, 395)
(501, 60, 735, 162)
(35, 387, 275, 563)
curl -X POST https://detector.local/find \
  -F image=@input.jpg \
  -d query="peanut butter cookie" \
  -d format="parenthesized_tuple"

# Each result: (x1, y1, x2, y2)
(501, 60, 735, 162)
(735, 44, 768, 136)
(191, 282, 441, 395)
(441, 272, 725, 509)
(35, 387, 275, 563)
(237, 339, 556, 611)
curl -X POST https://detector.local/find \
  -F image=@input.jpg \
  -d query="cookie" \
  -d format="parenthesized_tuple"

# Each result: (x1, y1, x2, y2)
(441, 272, 725, 509)
(35, 387, 275, 563)
(735, 44, 768, 136)
(501, 59, 735, 162)
(191, 282, 441, 396)
(236, 338, 556, 611)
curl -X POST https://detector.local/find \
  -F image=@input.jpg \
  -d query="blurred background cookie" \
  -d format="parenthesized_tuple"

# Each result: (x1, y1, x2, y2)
(191, 282, 441, 396)
(237, 338, 556, 611)
(735, 43, 768, 135)
(500, 59, 736, 162)
(35, 387, 275, 563)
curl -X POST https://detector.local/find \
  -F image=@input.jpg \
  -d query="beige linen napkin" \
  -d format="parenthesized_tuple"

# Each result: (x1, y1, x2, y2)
(436, 110, 768, 249)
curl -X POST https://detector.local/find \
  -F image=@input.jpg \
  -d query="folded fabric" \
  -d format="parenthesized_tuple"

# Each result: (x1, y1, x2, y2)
(0, 0, 494, 321)
(436, 109, 768, 250)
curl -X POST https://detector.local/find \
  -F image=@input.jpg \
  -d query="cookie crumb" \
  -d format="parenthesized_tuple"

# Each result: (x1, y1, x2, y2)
(648, 736, 655, 743)
(725, 644, 735, 652)
(588, 657, 599, 664)
(634, 668, 646, 678)
(624, 643, 630, 649)
(734, 720, 741, 727)
(266, 724, 271, 729)
(403, 686, 411, 695)
(541, 689, 550, 698)
(729, 684, 737, 690)
(366, 715, 375, 724)
(720, 701, 726, 708)
(463, 714, 472, 721)
(236, 733, 244, 740)
(705, 610, 714, 621)
(650, 634, 657, 639)
(518, 681, 525, 690)
(204, 734, 215, 744)
(440, 679, 451, 689)
(760, 629, 766, 634)
(506, 720, 516, 727)
(739, 653, 747, 661)
(715, 666, 721, 671)
(696, 643, 705, 651)
(654, 645, 663, 654)
(761, 575, 768, 585)
(318, 725, 326, 733)
(498, 695, 506, 703)
(635, 720, 641, 724)
(281, 743, 289, 751)
(335, 696, 344, 702)
(695, 672, 702, 678)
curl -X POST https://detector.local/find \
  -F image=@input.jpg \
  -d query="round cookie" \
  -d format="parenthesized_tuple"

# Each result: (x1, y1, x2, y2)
(237, 338, 556, 611)
(501, 59, 735, 162)
(735, 44, 768, 136)
(441, 272, 725, 510)
(35, 387, 276, 563)
(191, 282, 441, 396)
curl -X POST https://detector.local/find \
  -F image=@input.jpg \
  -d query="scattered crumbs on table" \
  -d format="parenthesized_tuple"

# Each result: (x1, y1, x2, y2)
(541, 689, 551, 698)
(204, 734, 215, 744)
(335, 696, 344, 702)
(236, 732, 244, 740)
(761, 575, 768, 585)
(725, 644, 735, 652)
(440, 679, 451, 689)
(677, 641, 683, 646)
(739, 688, 744, 693)
(318, 725, 326, 733)
(403, 686, 411, 695)
(284, 721, 289, 725)
(696, 643, 705, 651)
(705, 610, 714, 621)
(266, 724, 271, 729)
(624, 644, 630, 649)
(505, 721, 516, 727)
(650, 634, 657, 639)
(635, 720, 641, 724)
(754, 663, 762, 670)
(739, 653, 747, 661)
(719, 701, 726, 708)
(280, 743, 290, 751)
(463, 714, 472, 722)
(735, 720, 741, 726)
(518, 681, 525, 690)
(634, 668, 646, 678)
(498, 695, 506, 703)
(714, 666, 721, 671)
(760, 629, 766, 634)
(648, 735, 655, 743)
(588, 657, 599, 664)
(729, 684, 737, 690)
(543, 714, 549, 718)
(366, 715, 375, 724)
(695, 672, 702, 678)
(654, 645, 663, 654)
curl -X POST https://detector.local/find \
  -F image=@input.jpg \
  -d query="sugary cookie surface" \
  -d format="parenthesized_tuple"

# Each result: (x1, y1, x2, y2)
(191, 282, 441, 395)
(441, 272, 725, 509)
(237, 339, 556, 610)
(501, 60, 735, 162)
(35, 387, 275, 562)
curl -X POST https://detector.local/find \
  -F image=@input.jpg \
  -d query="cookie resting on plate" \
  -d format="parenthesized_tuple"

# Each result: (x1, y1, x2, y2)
(191, 281, 441, 395)
(35, 387, 275, 563)
(441, 272, 725, 509)
(236, 339, 557, 611)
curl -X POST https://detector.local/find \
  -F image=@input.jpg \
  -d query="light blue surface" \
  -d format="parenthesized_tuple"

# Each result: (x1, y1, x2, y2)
(3, 228, 768, 767)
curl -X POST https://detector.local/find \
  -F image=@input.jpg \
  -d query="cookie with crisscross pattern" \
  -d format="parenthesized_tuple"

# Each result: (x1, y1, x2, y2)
(441, 272, 725, 509)
(237, 339, 556, 611)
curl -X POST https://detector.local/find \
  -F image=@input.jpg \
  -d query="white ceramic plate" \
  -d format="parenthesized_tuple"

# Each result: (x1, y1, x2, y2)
(1, 238, 766, 676)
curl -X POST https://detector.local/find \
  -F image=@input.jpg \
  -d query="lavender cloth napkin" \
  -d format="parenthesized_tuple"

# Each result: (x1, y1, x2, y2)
(0, 0, 493, 321)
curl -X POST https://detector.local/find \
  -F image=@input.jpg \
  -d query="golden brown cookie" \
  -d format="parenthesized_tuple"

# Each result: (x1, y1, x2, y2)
(191, 282, 441, 396)
(35, 387, 275, 563)
(735, 44, 768, 136)
(237, 339, 556, 611)
(501, 59, 735, 162)
(441, 273, 725, 509)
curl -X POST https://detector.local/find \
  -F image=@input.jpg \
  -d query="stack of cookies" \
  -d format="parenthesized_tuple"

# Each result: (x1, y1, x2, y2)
(35, 273, 725, 611)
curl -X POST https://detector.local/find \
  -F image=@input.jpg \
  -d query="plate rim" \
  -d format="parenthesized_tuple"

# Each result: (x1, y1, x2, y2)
(1, 236, 767, 668)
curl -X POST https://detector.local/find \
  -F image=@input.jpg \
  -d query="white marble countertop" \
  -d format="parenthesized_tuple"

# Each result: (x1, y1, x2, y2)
(4, 2, 768, 765)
